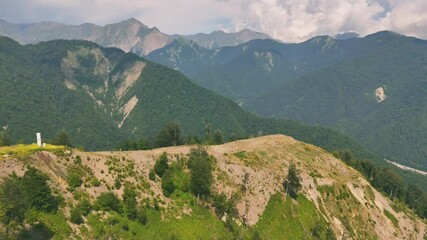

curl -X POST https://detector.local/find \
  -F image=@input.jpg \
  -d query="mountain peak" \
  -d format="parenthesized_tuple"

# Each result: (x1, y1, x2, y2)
(238, 28, 258, 34)
(116, 18, 148, 28)
(307, 35, 335, 45)
(368, 30, 402, 38)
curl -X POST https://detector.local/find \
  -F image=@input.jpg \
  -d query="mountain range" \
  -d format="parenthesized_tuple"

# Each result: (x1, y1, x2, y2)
(1, 18, 426, 240)
(0, 18, 272, 56)
(0, 36, 378, 164)
(0, 19, 426, 173)
(146, 31, 427, 172)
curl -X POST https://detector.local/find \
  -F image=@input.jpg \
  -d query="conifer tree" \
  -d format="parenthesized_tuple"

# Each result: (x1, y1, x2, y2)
(283, 162, 302, 198)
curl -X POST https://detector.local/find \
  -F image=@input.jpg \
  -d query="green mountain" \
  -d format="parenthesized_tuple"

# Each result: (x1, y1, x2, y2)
(3, 36, 426, 193)
(147, 31, 427, 171)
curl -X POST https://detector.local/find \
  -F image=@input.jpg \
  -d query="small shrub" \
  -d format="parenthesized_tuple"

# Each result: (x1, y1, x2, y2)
(114, 177, 122, 190)
(161, 169, 175, 197)
(70, 207, 83, 224)
(95, 192, 121, 213)
(213, 193, 238, 218)
(66, 167, 84, 190)
(149, 169, 156, 181)
(91, 178, 101, 187)
(154, 152, 169, 177)
(74, 156, 82, 165)
(76, 198, 92, 216)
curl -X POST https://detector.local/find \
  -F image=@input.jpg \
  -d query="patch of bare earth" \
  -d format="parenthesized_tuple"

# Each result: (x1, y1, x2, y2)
(114, 61, 146, 99)
(118, 95, 138, 128)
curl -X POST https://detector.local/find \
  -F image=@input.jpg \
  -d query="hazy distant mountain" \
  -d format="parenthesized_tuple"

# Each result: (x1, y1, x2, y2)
(182, 29, 273, 49)
(0, 18, 172, 56)
(0, 19, 273, 55)
(147, 31, 427, 171)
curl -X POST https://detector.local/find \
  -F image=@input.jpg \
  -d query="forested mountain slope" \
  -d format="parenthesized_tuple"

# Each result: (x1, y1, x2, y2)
(147, 31, 427, 171)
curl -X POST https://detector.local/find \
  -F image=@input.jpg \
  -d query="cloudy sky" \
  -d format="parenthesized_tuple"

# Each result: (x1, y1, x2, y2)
(0, 0, 426, 42)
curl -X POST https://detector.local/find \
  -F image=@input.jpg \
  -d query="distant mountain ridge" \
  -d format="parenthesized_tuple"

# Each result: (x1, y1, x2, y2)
(182, 29, 273, 49)
(0, 18, 273, 55)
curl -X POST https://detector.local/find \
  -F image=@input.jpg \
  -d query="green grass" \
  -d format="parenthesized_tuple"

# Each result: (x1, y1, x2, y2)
(254, 194, 330, 240)
(233, 151, 247, 159)
(383, 209, 399, 228)
(233, 151, 266, 167)
(19, 211, 73, 240)
(364, 185, 375, 202)
(0, 144, 65, 157)
(83, 203, 233, 239)
(38, 212, 73, 240)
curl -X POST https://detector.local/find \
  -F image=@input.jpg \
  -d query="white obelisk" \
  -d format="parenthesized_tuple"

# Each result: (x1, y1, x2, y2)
(36, 133, 42, 146)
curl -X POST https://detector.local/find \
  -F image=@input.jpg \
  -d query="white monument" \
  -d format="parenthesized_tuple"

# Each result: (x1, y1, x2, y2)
(36, 133, 42, 146)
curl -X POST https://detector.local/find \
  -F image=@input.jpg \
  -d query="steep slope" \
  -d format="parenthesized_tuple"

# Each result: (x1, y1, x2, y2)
(147, 31, 427, 171)
(0, 135, 425, 239)
(0, 36, 379, 165)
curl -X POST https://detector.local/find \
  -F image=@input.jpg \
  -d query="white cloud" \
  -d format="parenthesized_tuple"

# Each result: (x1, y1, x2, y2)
(0, 0, 426, 41)
(387, 0, 427, 38)
(228, 0, 391, 42)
